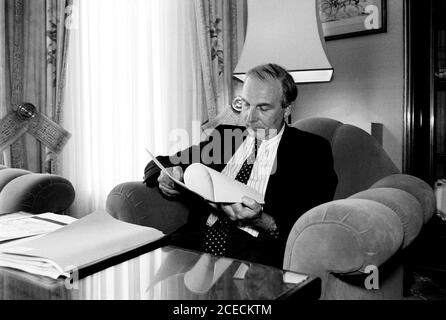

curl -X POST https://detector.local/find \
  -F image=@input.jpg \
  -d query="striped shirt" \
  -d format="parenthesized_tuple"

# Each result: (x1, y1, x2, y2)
(206, 124, 286, 237)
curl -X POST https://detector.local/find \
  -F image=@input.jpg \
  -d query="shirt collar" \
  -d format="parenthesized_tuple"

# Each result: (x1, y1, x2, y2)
(248, 123, 286, 147)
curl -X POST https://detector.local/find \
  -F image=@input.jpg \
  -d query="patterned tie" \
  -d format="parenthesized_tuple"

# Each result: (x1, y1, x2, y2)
(203, 139, 261, 256)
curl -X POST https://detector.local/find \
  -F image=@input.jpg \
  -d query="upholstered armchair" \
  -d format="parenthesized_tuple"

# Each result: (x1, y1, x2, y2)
(106, 117, 435, 300)
(0, 165, 75, 214)
(283, 118, 435, 299)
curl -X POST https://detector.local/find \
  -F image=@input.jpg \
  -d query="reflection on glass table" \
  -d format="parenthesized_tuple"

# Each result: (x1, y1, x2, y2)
(0, 246, 320, 300)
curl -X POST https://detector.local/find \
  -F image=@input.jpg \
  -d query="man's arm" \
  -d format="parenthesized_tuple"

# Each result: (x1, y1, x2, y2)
(143, 126, 225, 187)
(271, 135, 338, 244)
(143, 144, 203, 187)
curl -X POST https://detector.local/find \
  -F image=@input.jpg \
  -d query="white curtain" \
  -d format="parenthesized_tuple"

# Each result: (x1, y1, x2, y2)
(63, 0, 203, 217)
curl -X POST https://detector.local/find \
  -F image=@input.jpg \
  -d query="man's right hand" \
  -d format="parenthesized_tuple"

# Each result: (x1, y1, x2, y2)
(157, 166, 184, 197)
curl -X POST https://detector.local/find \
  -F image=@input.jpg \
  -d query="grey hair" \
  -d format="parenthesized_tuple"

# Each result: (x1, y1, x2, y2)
(246, 63, 298, 108)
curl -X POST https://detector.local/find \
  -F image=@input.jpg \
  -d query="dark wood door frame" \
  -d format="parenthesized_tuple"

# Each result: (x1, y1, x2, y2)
(403, 0, 435, 186)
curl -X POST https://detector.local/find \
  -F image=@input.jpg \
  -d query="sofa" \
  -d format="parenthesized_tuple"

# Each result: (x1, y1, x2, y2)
(0, 165, 75, 214)
(106, 117, 435, 300)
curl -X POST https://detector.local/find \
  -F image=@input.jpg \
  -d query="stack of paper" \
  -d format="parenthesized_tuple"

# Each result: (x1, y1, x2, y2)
(0, 211, 165, 279)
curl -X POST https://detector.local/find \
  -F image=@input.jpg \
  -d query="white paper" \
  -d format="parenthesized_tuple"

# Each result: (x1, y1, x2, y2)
(145, 148, 264, 204)
(0, 211, 165, 279)
(0, 211, 33, 221)
(0, 212, 76, 243)
(145, 148, 189, 190)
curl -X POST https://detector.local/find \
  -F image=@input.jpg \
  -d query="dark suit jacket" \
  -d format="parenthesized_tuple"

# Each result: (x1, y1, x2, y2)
(144, 124, 338, 263)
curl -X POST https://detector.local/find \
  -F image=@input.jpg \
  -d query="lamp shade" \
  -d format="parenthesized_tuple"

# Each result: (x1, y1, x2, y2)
(233, 0, 333, 83)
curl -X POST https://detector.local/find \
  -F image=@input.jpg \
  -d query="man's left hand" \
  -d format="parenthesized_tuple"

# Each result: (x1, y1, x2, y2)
(221, 196, 262, 221)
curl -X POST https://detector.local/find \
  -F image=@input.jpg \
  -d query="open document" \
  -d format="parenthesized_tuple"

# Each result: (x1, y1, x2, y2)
(0, 211, 165, 279)
(146, 148, 264, 204)
(0, 212, 76, 243)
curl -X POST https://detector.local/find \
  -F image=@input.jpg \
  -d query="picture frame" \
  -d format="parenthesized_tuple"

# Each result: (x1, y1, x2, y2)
(318, 0, 387, 41)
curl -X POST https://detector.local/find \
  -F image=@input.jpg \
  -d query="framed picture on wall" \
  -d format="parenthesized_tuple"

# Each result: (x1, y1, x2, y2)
(318, 0, 387, 40)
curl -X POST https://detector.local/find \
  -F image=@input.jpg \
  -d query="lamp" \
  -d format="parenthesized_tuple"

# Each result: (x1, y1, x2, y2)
(233, 0, 333, 83)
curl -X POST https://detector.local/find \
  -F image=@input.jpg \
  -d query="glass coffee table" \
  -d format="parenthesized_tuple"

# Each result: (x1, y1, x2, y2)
(0, 245, 320, 300)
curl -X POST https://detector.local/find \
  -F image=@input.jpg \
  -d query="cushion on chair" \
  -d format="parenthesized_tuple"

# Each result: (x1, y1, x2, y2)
(370, 174, 436, 223)
(349, 188, 423, 248)
(284, 199, 404, 276)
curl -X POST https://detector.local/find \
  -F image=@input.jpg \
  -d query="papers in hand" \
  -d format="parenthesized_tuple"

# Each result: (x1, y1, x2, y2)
(146, 148, 264, 204)
(0, 211, 165, 279)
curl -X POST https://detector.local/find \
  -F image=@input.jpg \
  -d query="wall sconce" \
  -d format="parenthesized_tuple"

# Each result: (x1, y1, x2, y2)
(233, 0, 333, 84)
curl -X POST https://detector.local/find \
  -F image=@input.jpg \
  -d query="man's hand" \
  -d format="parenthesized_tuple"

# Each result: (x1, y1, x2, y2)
(220, 196, 262, 221)
(219, 197, 278, 235)
(157, 166, 183, 197)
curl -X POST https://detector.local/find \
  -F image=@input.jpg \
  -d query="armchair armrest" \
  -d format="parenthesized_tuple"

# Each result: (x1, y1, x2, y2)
(370, 174, 436, 223)
(283, 173, 436, 299)
(106, 182, 189, 234)
(284, 199, 404, 277)
(0, 172, 75, 214)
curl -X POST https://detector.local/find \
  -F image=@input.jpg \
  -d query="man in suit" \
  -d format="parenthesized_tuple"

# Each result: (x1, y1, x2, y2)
(144, 63, 337, 268)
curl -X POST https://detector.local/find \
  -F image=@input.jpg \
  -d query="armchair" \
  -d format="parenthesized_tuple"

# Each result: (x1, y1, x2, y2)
(106, 117, 435, 300)
(0, 165, 75, 214)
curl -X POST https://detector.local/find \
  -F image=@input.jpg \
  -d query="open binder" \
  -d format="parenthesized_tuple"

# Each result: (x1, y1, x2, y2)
(0, 211, 165, 279)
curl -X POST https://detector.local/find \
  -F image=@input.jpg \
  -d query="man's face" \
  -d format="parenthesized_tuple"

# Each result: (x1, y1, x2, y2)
(240, 76, 291, 139)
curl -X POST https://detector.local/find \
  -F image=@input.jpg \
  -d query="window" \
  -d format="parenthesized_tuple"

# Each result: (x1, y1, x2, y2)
(63, 0, 203, 216)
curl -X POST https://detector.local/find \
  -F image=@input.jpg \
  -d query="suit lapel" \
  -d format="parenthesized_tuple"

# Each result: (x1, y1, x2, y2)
(264, 124, 293, 212)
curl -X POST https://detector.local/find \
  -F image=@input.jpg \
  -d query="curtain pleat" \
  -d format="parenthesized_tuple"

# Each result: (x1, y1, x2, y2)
(9, 0, 27, 169)
(44, 0, 73, 174)
(194, 0, 218, 121)
(0, 0, 72, 172)
(194, 0, 246, 129)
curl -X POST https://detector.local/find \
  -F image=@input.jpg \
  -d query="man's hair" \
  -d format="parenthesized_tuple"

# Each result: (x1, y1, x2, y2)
(246, 63, 298, 108)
